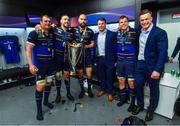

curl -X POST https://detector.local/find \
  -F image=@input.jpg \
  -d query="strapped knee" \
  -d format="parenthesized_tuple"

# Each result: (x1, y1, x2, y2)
(118, 76, 126, 89)
(56, 71, 62, 80)
(117, 76, 125, 80)
(36, 80, 46, 85)
(128, 78, 135, 88)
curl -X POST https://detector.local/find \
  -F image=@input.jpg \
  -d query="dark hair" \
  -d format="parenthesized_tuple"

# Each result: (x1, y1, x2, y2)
(119, 15, 129, 22)
(78, 14, 86, 18)
(97, 17, 106, 23)
(40, 14, 50, 21)
(60, 14, 69, 20)
(139, 9, 152, 16)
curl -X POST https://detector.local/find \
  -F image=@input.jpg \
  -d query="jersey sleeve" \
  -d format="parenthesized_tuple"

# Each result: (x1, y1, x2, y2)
(27, 30, 37, 46)
(89, 29, 94, 41)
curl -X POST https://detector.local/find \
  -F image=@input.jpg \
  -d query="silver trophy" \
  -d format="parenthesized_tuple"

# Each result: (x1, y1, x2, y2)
(68, 41, 84, 73)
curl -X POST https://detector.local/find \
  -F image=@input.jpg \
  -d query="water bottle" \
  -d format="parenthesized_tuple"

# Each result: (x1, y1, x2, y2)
(175, 71, 180, 78)
(171, 69, 175, 76)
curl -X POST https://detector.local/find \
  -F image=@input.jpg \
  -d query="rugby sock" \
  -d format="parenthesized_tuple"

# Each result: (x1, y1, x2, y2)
(35, 90, 43, 112)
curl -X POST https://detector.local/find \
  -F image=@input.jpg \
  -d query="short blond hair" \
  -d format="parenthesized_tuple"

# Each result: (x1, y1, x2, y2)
(139, 9, 152, 16)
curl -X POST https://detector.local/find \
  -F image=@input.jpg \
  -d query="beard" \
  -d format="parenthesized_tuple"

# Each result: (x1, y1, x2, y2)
(63, 23, 69, 28)
(79, 23, 86, 28)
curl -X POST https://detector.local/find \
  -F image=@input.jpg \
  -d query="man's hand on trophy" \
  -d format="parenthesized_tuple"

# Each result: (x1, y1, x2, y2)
(70, 43, 82, 48)
(69, 40, 82, 47)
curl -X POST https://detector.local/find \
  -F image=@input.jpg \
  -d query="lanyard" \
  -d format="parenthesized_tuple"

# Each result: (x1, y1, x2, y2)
(78, 27, 87, 42)
(63, 30, 68, 43)
(44, 33, 53, 53)
(118, 31, 128, 51)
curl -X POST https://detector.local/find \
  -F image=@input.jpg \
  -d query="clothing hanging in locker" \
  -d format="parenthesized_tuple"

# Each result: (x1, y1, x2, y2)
(0, 35, 21, 64)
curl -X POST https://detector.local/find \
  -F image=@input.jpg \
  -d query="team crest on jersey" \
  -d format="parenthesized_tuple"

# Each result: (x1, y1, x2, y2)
(128, 32, 136, 37)
(76, 30, 79, 33)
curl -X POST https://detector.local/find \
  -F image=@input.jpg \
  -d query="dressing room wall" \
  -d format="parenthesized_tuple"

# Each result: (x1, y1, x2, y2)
(0, 27, 35, 70)
(157, 7, 180, 61)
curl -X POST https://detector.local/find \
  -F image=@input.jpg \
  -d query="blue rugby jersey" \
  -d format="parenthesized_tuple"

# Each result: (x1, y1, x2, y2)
(74, 27, 94, 45)
(53, 27, 74, 60)
(27, 30, 55, 67)
(116, 27, 137, 62)
(0, 36, 20, 64)
(73, 27, 94, 58)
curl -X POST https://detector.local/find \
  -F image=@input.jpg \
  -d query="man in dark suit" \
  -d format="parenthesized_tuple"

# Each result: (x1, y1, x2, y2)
(94, 17, 116, 102)
(132, 9, 168, 121)
(169, 37, 180, 69)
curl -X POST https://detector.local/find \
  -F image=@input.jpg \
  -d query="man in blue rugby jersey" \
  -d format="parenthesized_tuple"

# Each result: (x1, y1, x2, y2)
(35, 15, 75, 103)
(26, 15, 55, 120)
(116, 15, 137, 112)
(73, 14, 94, 99)
(53, 15, 75, 103)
